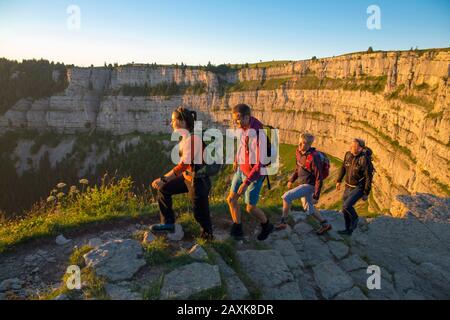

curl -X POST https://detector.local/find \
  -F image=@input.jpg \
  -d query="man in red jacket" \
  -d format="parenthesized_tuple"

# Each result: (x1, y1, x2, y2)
(227, 104, 274, 241)
(279, 133, 332, 235)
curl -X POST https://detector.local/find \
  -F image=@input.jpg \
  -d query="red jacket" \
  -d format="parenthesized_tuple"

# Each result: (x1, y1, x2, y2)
(235, 116, 266, 186)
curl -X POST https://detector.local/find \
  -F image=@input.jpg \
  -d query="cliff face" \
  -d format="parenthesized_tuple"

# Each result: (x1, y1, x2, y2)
(1, 49, 449, 210)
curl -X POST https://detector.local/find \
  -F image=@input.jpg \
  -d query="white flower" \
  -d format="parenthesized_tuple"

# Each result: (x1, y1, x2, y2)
(47, 196, 56, 202)
(56, 192, 65, 199)
(57, 183, 67, 189)
(69, 186, 78, 193)
(79, 179, 89, 185)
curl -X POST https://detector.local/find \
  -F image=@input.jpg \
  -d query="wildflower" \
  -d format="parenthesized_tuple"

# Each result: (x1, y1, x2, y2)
(79, 179, 89, 185)
(57, 182, 67, 189)
(56, 192, 65, 199)
(47, 196, 56, 202)
(69, 186, 79, 193)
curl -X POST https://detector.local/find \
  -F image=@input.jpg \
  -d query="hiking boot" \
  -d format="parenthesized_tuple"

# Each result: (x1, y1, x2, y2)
(275, 217, 288, 230)
(316, 222, 332, 235)
(150, 223, 175, 233)
(337, 229, 352, 236)
(230, 223, 244, 240)
(200, 230, 214, 241)
(257, 221, 274, 241)
(351, 217, 359, 231)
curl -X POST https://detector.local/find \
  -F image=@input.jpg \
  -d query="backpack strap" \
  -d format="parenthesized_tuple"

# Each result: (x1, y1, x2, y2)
(300, 150, 317, 173)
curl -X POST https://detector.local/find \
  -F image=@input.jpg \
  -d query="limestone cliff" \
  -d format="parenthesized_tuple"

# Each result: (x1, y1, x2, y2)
(0, 48, 449, 210)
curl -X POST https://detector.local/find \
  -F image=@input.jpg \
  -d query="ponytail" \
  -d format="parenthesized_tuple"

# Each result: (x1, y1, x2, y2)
(174, 107, 196, 132)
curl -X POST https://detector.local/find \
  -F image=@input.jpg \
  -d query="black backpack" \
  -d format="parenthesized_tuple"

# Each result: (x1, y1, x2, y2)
(361, 147, 376, 177)
(193, 131, 223, 178)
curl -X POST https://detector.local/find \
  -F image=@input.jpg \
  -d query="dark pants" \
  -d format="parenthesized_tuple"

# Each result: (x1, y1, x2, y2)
(342, 185, 364, 231)
(157, 175, 212, 233)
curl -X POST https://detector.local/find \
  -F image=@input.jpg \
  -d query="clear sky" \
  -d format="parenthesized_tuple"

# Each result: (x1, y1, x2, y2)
(0, 0, 449, 66)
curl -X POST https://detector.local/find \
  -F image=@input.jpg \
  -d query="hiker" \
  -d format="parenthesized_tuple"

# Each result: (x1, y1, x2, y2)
(226, 103, 274, 241)
(279, 133, 332, 235)
(150, 107, 214, 240)
(336, 138, 374, 235)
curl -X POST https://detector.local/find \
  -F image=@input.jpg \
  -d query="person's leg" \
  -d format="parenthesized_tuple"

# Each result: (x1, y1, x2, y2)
(340, 187, 353, 232)
(244, 176, 274, 241)
(154, 176, 188, 230)
(342, 186, 363, 231)
(188, 177, 213, 237)
(227, 170, 243, 224)
(282, 199, 291, 218)
(298, 185, 331, 234)
(342, 187, 363, 234)
(283, 184, 314, 216)
(246, 204, 267, 224)
(227, 170, 244, 239)
(244, 175, 266, 222)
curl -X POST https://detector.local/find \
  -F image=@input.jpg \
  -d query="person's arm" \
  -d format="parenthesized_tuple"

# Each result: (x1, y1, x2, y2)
(289, 166, 299, 184)
(336, 153, 348, 183)
(362, 156, 373, 196)
(243, 134, 262, 186)
(171, 135, 196, 178)
(288, 148, 299, 183)
(312, 153, 323, 200)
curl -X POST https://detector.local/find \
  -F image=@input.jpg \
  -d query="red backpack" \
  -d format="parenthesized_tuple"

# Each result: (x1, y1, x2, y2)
(301, 149, 330, 180)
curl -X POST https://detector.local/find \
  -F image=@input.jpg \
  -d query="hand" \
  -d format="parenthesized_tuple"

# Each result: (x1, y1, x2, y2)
(336, 182, 341, 191)
(287, 181, 293, 189)
(362, 195, 368, 201)
(237, 183, 248, 197)
(230, 191, 241, 203)
(151, 178, 164, 190)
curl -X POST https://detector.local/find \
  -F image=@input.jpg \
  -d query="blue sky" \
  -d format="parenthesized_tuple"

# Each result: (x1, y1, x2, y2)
(0, 0, 449, 66)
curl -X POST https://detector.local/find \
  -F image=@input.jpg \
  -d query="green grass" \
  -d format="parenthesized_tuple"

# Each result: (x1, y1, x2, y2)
(0, 177, 157, 253)
(142, 275, 164, 300)
(399, 94, 435, 111)
(69, 245, 94, 268)
(81, 267, 109, 300)
(386, 84, 435, 111)
(225, 75, 387, 94)
(41, 266, 109, 300)
(143, 237, 171, 266)
(247, 60, 293, 68)
(167, 249, 201, 270)
(178, 212, 202, 239)
(425, 112, 444, 120)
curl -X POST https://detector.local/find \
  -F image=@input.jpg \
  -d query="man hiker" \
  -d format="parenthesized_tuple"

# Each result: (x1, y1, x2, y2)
(227, 103, 274, 241)
(150, 107, 214, 240)
(336, 138, 374, 236)
(278, 133, 332, 235)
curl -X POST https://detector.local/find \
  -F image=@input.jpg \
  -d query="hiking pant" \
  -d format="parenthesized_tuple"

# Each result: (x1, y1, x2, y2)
(157, 175, 212, 233)
(282, 184, 316, 216)
(342, 185, 364, 230)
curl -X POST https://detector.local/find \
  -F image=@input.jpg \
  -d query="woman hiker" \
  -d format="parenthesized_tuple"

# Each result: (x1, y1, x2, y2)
(150, 107, 214, 240)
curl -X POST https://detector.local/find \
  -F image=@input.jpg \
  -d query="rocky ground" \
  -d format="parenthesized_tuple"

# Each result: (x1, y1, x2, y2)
(0, 193, 449, 300)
